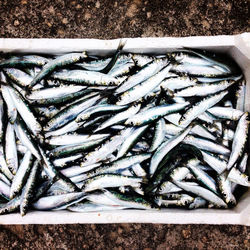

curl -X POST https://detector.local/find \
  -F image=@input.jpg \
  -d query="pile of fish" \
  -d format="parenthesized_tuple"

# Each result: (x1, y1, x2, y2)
(0, 46, 249, 216)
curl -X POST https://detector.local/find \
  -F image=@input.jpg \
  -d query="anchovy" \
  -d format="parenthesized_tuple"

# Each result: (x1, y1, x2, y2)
(235, 80, 246, 111)
(172, 52, 215, 66)
(8, 86, 42, 137)
(109, 61, 135, 77)
(75, 153, 151, 182)
(115, 58, 169, 94)
(44, 94, 100, 131)
(103, 189, 153, 209)
(150, 125, 193, 176)
(197, 75, 242, 83)
(116, 63, 172, 105)
(53, 154, 84, 168)
(76, 104, 127, 122)
(45, 120, 84, 138)
(200, 151, 227, 174)
(172, 49, 232, 73)
(171, 63, 227, 77)
(10, 151, 33, 199)
(125, 102, 189, 126)
(95, 104, 141, 132)
(81, 128, 133, 167)
(5, 123, 18, 175)
(0, 196, 21, 215)
(14, 118, 41, 160)
(4, 68, 33, 87)
(217, 173, 236, 205)
(26, 85, 88, 105)
(46, 133, 110, 146)
(183, 135, 230, 156)
(20, 160, 39, 216)
(160, 76, 197, 91)
(172, 180, 227, 208)
(149, 118, 166, 152)
(32, 192, 86, 210)
(29, 52, 87, 88)
(51, 69, 120, 86)
(0, 55, 50, 68)
(76, 57, 112, 71)
(186, 159, 218, 194)
(207, 107, 244, 120)
(82, 174, 145, 192)
(175, 80, 235, 97)
(227, 113, 249, 170)
(228, 167, 250, 187)
(60, 163, 102, 178)
(49, 138, 106, 158)
(1, 85, 17, 123)
(155, 194, 194, 207)
(38, 146, 80, 192)
(179, 91, 228, 126)
(132, 54, 154, 67)
(117, 125, 149, 159)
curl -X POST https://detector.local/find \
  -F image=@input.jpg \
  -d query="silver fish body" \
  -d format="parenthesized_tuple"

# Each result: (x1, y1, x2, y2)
(29, 52, 87, 88)
(227, 113, 249, 170)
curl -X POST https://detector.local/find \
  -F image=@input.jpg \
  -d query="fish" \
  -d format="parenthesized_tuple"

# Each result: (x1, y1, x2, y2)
(0, 48, 247, 216)
(227, 113, 249, 170)
(149, 124, 193, 176)
(29, 52, 87, 88)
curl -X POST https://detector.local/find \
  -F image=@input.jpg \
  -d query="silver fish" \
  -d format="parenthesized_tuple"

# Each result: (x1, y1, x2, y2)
(116, 63, 172, 105)
(51, 69, 120, 86)
(5, 123, 18, 175)
(125, 102, 189, 126)
(29, 52, 87, 88)
(10, 151, 33, 199)
(81, 127, 133, 167)
(32, 192, 86, 210)
(8, 86, 42, 137)
(150, 124, 193, 176)
(227, 113, 249, 170)
(179, 91, 228, 127)
(149, 118, 166, 152)
(94, 104, 141, 132)
(83, 174, 144, 192)
(173, 180, 227, 208)
(20, 160, 39, 216)
(115, 58, 168, 94)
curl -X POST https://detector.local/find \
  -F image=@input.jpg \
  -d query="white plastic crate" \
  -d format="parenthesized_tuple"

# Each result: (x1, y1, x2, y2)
(0, 33, 249, 225)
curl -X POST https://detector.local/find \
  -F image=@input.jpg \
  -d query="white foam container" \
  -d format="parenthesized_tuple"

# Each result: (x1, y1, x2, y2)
(0, 33, 249, 225)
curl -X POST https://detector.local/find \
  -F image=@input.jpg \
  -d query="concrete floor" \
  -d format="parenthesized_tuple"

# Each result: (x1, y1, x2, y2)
(0, 0, 250, 249)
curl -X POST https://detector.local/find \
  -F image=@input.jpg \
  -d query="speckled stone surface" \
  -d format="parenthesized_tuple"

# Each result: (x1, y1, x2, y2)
(0, 224, 250, 249)
(0, 0, 249, 38)
(0, 0, 250, 249)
